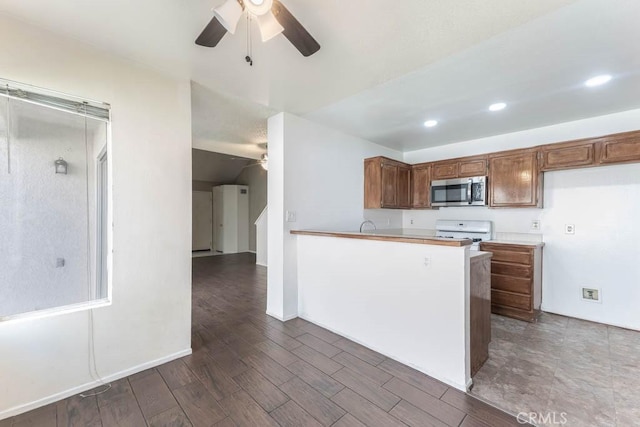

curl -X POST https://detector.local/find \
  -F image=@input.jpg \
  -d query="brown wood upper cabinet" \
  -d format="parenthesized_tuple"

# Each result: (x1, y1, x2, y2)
(431, 162, 458, 180)
(411, 163, 432, 208)
(539, 140, 595, 171)
(596, 130, 640, 165)
(431, 155, 488, 180)
(489, 148, 542, 208)
(364, 157, 411, 209)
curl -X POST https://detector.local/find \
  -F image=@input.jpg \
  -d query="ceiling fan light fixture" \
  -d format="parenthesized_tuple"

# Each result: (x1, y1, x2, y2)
(257, 10, 284, 42)
(244, 0, 273, 16)
(213, 0, 243, 34)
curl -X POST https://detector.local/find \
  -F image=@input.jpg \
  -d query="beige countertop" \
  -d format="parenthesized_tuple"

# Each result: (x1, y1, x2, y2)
(482, 240, 545, 248)
(291, 230, 472, 248)
(470, 251, 492, 260)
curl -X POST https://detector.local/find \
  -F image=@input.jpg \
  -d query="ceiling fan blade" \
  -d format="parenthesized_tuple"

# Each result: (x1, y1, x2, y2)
(272, 0, 320, 57)
(195, 17, 228, 47)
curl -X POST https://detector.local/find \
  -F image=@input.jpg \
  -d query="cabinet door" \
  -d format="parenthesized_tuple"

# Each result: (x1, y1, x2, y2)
(489, 149, 542, 207)
(431, 162, 459, 180)
(364, 158, 383, 209)
(411, 164, 431, 208)
(381, 162, 398, 208)
(397, 165, 411, 208)
(540, 141, 595, 171)
(597, 131, 640, 165)
(459, 158, 487, 177)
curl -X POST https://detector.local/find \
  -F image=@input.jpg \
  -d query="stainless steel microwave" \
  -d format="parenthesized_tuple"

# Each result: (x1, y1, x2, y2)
(431, 176, 488, 207)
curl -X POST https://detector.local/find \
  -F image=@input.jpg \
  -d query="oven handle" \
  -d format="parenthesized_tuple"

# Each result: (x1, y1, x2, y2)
(467, 179, 473, 204)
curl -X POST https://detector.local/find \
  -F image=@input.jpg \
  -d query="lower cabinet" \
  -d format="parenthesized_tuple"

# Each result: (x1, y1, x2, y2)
(479, 242, 543, 322)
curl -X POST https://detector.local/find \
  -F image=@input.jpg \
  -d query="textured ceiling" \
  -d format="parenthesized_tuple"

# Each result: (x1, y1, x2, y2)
(192, 149, 252, 183)
(191, 82, 275, 159)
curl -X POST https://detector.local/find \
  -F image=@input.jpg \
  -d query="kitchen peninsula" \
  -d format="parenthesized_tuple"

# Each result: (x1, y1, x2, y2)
(291, 229, 491, 391)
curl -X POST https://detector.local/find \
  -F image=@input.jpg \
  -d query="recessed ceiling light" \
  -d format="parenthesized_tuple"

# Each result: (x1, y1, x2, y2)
(424, 120, 438, 128)
(584, 74, 612, 87)
(489, 102, 507, 112)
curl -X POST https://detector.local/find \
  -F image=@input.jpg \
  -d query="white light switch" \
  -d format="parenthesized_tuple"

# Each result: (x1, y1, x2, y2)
(286, 211, 297, 222)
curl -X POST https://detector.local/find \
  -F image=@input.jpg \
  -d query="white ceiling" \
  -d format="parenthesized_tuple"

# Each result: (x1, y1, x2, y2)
(191, 82, 276, 159)
(2, 0, 639, 153)
(308, 0, 640, 151)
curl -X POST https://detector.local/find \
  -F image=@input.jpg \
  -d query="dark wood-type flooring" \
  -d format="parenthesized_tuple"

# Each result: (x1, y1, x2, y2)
(2, 253, 522, 427)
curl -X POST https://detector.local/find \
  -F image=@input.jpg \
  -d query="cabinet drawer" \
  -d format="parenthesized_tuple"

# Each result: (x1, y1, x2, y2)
(491, 274, 532, 295)
(492, 290, 531, 311)
(492, 262, 532, 278)
(486, 249, 532, 265)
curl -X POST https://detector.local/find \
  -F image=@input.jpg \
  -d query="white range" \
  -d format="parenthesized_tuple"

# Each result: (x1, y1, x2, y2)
(435, 220, 493, 250)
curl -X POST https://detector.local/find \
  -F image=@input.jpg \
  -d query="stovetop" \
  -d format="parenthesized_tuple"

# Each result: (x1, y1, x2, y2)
(435, 220, 493, 250)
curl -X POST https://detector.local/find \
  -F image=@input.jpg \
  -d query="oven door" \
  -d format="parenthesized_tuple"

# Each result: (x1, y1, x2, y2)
(431, 177, 487, 206)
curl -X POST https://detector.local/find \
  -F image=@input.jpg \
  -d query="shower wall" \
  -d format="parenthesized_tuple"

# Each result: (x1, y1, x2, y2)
(0, 99, 105, 317)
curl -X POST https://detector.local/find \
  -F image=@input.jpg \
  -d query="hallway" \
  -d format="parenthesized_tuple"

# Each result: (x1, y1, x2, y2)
(2, 254, 521, 426)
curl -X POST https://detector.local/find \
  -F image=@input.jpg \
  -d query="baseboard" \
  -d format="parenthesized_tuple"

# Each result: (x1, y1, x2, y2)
(539, 307, 640, 331)
(0, 348, 192, 421)
(248, 250, 256, 254)
(256, 262, 267, 267)
(265, 311, 298, 322)
(465, 378, 473, 391)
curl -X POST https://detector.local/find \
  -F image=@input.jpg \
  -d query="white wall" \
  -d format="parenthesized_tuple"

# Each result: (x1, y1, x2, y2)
(235, 164, 267, 251)
(0, 15, 192, 418)
(297, 235, 470, 390)
(267, 113, 403, 320)
(255, 207, 268, 267)
(403, 108, 640, 330)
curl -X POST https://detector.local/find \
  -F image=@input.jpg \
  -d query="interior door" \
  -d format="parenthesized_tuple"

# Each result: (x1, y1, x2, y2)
(213, 187, 224, 253)
(192, 191, 213, 251)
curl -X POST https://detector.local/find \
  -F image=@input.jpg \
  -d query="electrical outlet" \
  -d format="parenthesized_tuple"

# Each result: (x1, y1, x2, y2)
(286, 211, 296, 222)
(582, 287, 601, 302)
(56, 258, 65, 268)
(565, 224, 575, 234)
(423, 257, 430, 268)
(531, 220, 540, 231)
(410, 219, 414, 225)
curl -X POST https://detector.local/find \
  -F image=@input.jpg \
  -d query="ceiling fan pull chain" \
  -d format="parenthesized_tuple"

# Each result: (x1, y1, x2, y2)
(245, 14, 253, 66)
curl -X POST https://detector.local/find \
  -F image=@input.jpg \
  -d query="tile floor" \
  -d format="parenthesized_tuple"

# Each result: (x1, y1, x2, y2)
(471, 312, 640, 427)
(1, 253, 522, 427)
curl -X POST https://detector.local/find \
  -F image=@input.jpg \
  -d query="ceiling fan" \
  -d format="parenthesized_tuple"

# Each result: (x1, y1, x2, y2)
(241, 153, 269, 170)
(195, 0, 320, 57)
